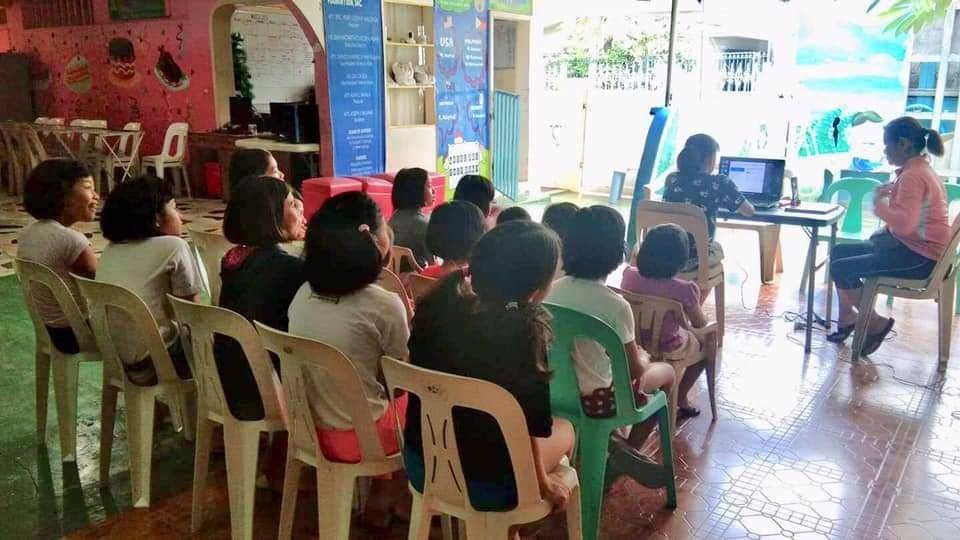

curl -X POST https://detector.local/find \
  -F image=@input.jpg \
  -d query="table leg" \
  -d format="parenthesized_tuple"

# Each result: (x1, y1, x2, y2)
(825, 223, 837, 332)
(805, 225, 819, 353)
(54, 132, 75, 158)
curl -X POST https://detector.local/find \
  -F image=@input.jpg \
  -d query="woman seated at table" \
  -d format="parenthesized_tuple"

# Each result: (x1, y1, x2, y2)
(828, 117, 950, 355)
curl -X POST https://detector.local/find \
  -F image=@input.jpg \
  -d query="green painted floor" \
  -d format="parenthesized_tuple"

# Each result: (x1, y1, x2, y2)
(0, 275, 197, 539)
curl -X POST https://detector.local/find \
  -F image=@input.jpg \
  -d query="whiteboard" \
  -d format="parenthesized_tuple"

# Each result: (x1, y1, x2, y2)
(231, 10, 315, 112)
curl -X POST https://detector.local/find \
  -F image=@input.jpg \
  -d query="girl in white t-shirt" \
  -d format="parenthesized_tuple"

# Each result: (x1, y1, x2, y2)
(287, 191, 410, 526)
(547, 205, 675, 451)
(96, 176, 201, 385)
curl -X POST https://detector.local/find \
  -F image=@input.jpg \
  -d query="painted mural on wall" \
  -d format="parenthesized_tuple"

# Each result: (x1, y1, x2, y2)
(22, 17, 209, 154)
(793, 0, 908, 173)
(435, 0, 490, 184)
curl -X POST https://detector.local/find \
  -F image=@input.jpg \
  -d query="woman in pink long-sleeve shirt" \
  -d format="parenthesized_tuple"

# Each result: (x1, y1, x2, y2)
(828, 117, 950, 355)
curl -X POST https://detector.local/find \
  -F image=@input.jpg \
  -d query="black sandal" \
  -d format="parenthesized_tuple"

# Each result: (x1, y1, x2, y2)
(861, 318, 895, 356)
(677, 405, 701, 421)
(826, 324, 856, 343)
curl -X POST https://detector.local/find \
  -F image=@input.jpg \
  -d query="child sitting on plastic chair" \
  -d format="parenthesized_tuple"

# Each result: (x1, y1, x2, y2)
(621, 224, 718, 420)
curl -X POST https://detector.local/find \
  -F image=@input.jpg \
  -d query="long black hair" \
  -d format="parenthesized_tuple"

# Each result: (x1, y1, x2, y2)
(885, 116, 945, 157)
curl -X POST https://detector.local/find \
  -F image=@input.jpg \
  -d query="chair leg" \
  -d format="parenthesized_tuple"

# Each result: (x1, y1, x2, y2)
(277, 454, 304, 540)
(223, 422, 260, 540)
(315, 469, 355, 540)
(440, 515, 455, 540)
(939, 278, 956, 366)
(180, 165, 192, 199)
(566, 483, 584, 540)
(99, 384, 120, 484)
(705, 349, 718, 422)
(191, 416, 216, 533)
(35, 350, 51, 447)
(410, 495, 434, 540)
(799, 243, 814, 293)
(51, 355, 81, 462)
(715, 279, 725, 347)
(657, 406, 678, 508)
(178, 392, 196, 442)
(850, 284, 879, 361)
(667, 365, 682, 438)
(125, 389, 157, 508)
(574, 437, 610, 540)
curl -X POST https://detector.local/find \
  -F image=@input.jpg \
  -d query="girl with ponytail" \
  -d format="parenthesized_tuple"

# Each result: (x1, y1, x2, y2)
(664, 133, 755, 274)
(287, 191, 411, 524)
(828, 116, 951, 355)
(404, 220, 576, 514)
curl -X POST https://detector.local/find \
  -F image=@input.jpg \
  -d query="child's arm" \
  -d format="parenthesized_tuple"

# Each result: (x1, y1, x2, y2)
(685, 302, 708, 329)
(625, 341, 647, 382)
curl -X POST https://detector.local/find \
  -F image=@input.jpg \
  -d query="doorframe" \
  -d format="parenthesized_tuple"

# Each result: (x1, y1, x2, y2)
(489, 10, 533, 189)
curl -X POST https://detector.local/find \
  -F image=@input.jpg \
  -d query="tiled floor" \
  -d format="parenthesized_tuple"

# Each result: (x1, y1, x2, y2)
(1, 192, 959, 539)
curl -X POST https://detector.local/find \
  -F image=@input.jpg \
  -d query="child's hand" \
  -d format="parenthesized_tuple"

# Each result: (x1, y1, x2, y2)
(542, 472, 572, 512)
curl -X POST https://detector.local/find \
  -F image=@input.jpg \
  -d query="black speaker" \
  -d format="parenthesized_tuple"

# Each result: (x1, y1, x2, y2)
(270, 102, 319, 144)
(229, 96, 254, 127)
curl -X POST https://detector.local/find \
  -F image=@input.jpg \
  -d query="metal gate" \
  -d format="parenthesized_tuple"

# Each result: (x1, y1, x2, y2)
(493, 90, 520, 200)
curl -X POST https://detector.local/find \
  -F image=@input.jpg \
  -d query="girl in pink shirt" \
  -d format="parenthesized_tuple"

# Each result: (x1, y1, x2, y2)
(829, 117, 950, 355)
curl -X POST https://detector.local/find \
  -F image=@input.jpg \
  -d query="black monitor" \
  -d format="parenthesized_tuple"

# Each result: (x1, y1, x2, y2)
(229, 96, 254, 127)
(270, 102, 319, 144)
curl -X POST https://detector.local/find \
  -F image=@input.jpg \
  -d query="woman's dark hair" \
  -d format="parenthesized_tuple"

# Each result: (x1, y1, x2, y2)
(223, 176, 294, 247)
(453, 174, 495, 216)
(496, 206, 532, 225)
(416, 220, 560, 377)
(228, 149, 273, 192)
(426, 201, 485, 262)
(542, 202, 578, 239)
(564, 205, 626, 280)
(885, 116, 945, 157)
(391, 167, 430, 210)
(23, 159, 92, 220)
(101, 175, 175, 242)
(303, 191, 383, 296)
(676, 133, 720, 175)
(636, 223, 689, 279)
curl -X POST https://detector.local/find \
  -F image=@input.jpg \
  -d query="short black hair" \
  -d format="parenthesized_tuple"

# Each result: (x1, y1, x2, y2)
(636, 223, 689, 279)
(564, 205, 626, 280)
(542, 202, 578, 238)
(303, 192, 383, 296)
(223, 176, 294, 247)
(391, 167, 429, 211)
(453, 174, 495, 216)
(228, 149, 273, 193)
(496, 206, 531, 225)
(101, 175, 175, 243)
(23, 159, 92, 220)
(426, 201, 485, 262)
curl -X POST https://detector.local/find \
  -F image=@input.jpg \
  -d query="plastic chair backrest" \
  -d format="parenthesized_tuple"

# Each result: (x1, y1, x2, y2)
(922, 214, 960, 288)
(944, 184, 960, 220)
(19, 125, 47, 167)
(188, 228, 235, 304)
(254, 322, 390, 464)
(14, 258, 97, 353)
(544, 303, 643, 425)
(389, 246, 424, 275)
(612, 287, 687, 359)
(377, 268, 414, 321)
(381, 356, 544, 511)
(820, 177, 883, 235)
(406, 273, 438, 304)
(168, 296, 281, 422)
(161, 122, 189, 161)
(119, 122, 142, 159)
(635, 200, 711, 285)
(72, 274, 183, 385)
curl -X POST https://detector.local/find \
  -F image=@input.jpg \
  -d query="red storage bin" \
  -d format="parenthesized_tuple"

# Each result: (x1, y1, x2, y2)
(372, 171, 447, 211)
(301, 177, 363, 221)
(349, 176, 395, 219)
(204, 163, 222, 198)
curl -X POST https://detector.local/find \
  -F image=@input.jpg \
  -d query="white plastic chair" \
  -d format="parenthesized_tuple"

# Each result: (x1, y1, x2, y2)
(188, 228, 235, 305)
(0, 122, 22, 195)
(405, 273, 439, 305)
(14, 258, 100, 462)
(72, 274, 196, 508)
(389, 245, 424, 275)
(18, 124, 48, 176)
(381, 357, 583, 540)
(615, 288, 718, 437)
(142, 122, 191, 198)
(168, 296, 285, 540)
(377, 268, 414, 321)
(254, 322, 404, 540)
(635, 200, 726, 345)
(99, 122, 143, 192)
(851, 215, 960, 365)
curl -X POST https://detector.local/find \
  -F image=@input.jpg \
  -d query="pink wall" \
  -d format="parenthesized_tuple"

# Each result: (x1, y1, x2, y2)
(5, 1, 221, 155)
(0, 29, 10, 52)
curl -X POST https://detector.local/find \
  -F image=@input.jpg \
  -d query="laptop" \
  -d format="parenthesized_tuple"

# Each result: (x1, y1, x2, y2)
(718, 157, 786, 209)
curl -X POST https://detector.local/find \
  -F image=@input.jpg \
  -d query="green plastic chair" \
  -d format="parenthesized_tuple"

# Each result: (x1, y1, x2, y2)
(545, 303, 676, 540)
(800, 177, 884, 291)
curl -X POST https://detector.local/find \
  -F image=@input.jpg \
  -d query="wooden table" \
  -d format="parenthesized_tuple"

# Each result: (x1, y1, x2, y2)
(235, 138, 320, 191)
(188, 132, 250, 201)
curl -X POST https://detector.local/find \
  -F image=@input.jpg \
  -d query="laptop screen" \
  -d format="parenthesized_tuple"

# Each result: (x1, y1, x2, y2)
(718, 157, 785, 200)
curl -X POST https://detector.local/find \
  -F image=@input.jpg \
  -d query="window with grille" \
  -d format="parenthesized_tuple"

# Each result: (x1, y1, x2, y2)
(21, 0, 95, 30)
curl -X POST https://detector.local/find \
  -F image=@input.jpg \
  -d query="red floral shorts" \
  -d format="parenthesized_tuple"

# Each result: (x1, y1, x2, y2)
(580, 379, 649, 418)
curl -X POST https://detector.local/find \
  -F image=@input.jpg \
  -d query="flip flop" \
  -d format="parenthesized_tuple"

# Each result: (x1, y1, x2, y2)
(677, 405, 701, 421)
(861, 318, 895, 356)
(826, 324, 856, 343)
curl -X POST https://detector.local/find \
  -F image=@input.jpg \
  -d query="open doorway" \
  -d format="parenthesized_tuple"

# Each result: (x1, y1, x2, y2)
(489, 11, 532, 200)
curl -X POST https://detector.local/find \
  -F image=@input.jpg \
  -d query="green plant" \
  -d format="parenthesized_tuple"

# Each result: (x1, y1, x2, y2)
(868, 0, 953, 35)
(231, 32, 255, 100)
(566, 52, 590, 78)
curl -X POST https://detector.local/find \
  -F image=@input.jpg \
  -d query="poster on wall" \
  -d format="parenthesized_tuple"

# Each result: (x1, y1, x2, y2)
(435, 0, 490, 186)
(490, 0, 531, 16)
(109, 0, 168, 21)
(323, 0, 386, 176)
(64, 55, 92, 94)
(107, 38, 141, 88)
